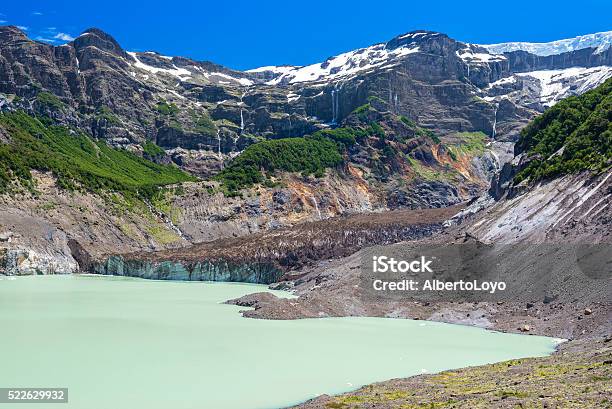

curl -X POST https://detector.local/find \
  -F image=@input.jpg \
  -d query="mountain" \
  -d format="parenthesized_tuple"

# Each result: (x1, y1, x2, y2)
(0, 26, 611, 275)
(1, 24, 610, 409)
(480, 31, 612, 56)
(1, 26, 610, 168)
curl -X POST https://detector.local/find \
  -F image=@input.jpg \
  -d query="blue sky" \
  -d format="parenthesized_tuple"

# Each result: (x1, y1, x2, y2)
(1, 1, 611, 70)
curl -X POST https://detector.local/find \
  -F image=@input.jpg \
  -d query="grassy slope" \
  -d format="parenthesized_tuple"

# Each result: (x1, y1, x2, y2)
(0, 111, 195, 198)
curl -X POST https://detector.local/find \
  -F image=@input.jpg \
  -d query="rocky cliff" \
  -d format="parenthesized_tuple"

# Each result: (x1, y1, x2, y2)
(89, 206, 460, 283)
(1, 26, 610, 169)
(1, 26, 610, 275)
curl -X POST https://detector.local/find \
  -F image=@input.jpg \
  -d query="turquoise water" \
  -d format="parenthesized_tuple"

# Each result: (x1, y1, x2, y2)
(0, 275, 560, 409)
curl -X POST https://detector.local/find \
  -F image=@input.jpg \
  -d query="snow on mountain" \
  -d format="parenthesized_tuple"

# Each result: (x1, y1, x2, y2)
(516, 66, 612, 106)
(456, 45, 507, 63)
(258, 40, 421, 85)
(123, 28, 610, 111)
(127, 51, 253, 86)
(128, 52, 192, 80)
(245, 65, 298, 75)
(480, 31, 612, 56)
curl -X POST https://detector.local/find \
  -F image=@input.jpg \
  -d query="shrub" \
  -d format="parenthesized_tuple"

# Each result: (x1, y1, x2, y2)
(95, 106, 120, 124)
(311, 128, 361, 147)
(0, 111, 195, 197)
(515, 78, 611, 182)
(36, 92, 64, 111)
(215, 137, 342, 193)
(142, 140, 165, 158)
(193, 113, 217, 136)
(155, 101, 179, 116)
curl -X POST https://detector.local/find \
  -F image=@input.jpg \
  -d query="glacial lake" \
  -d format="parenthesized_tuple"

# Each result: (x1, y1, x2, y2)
(0, 275, 561, 409)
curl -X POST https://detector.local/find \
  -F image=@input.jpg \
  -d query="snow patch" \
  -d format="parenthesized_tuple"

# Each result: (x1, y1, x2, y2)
(202, 71, 254, 86)
(486, 76, 517, 88)
(287, 93, 300, 102)
(517, 66, 612, 106)
(128, 52, 254, 86)
(457, 49, 507, 63)
(266, 43, 420, 85)
(245, 65, 298, 74)
(397, 32, 429, 40)
(128, 51, 192, 80)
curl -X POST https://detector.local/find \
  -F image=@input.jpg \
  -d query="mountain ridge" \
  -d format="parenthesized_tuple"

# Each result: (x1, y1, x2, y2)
(0, 24, 610, 181)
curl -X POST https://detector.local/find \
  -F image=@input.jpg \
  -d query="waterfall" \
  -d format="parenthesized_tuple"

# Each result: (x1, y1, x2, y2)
(331, 83, 341, 125)
(335, 84, 340, 123)
(466, 63, 470, 80)
(311, 197, 322, 220)
(239, 90, 247, 133)
(216, 129, 223, 169)
(389, 89, 399, 113)
(144, 200, 185, 240)
(490, 147, 501, 171)
(331, 87, 337, 124)
(492, 103, 499, 139)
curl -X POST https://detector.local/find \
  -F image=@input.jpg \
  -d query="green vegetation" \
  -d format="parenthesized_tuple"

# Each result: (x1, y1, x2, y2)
(214, 104, 458, 195)
(398, 115, 416, 128)
(447, 132, 488, 159)
(215, 137, 342, 194)
(407, 157, 447, 181)
(351, 98, 387, 121)
(429, 132, 441, 144)
(398, 115, 440, 143)
(145, 224, 181, 245)
(155, 100, 179, 116)
(367, 95, 387, 105)
(142, 140, 165, 158)
(168, 119, 183, 132)
(95, 106, 120, 124)
(0, 111, 195, 197)
(215, 118, 240, 129)
(36, 92, 64, 111)
(515, 77, 612, 182)
(193, 112, 217, 136)
(311, 127, 363, 148)
(368, 122, 386, 139)
(353, 103, 372, 121)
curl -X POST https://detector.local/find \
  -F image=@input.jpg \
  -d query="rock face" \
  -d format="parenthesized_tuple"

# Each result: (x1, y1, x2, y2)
(1, 26, 610, 275)
(0, 247, 77, 275)
(89, 206, 460, 282)
(1, 25, 610, 172)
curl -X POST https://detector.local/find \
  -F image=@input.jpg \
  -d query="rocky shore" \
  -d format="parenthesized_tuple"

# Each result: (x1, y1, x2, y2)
(224, 171, 612, 409)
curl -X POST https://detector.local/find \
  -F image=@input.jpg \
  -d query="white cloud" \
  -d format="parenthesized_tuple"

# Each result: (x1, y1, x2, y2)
(17, 25, 28, 31)
(53, 32, 74, 41)
(35, 36, 57, 43)
(0, 20, 7, 24)
(32, 11, 43, 16)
